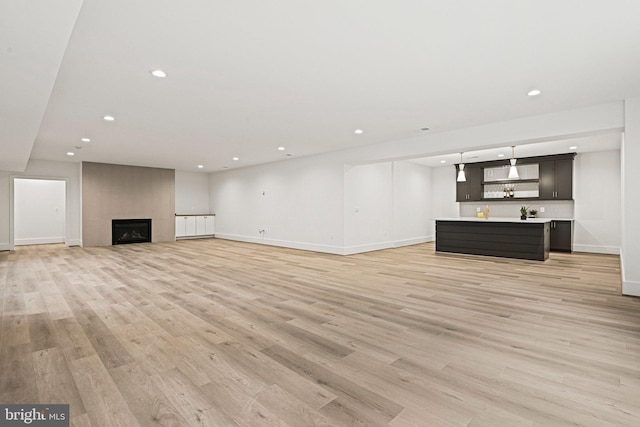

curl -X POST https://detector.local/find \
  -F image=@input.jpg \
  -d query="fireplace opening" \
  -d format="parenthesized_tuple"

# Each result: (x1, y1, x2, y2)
(112, 219, 151, 245)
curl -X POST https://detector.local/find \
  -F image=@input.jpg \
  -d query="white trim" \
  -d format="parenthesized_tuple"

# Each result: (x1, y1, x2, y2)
(344, 241, 394, 255)
(15, 237, 65, 246)
(572, 244, 620, 255)
(622, 280, 640, 297)
(176, 234, 215, 240)
(0, 243, 12, 251)
(618, 248, 639, 296)
(214, 233, 345, 255)
(198, 234, 435, 256)
(393, 235, 434, 248)
(66, 239, 82, 247)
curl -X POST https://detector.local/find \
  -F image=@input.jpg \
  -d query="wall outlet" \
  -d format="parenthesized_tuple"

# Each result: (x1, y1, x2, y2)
(540, 207, 545, 213)
(476, 207, 481, 212)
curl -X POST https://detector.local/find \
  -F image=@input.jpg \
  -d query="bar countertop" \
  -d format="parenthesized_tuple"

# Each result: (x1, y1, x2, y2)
(436, 217, 552, 224)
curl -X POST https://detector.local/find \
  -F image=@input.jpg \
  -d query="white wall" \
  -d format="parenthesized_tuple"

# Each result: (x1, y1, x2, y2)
(0, 159, 81, 250)
(622, 97, 640, 296)
(574, 150, 621, 254)
(14, 178, 66, 245)
(344, 162, 393, 253)
(393, 161, 433, 245)
(430, 165, 459, 238)
(210, 153, 345, 254)
(210, 158, 434, 255)
(175, 171, 210, 214)
(207, 102, 628, 259)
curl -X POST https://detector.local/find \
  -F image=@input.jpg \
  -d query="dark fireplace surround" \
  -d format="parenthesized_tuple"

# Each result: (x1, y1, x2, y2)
(112, 219, 152, 245)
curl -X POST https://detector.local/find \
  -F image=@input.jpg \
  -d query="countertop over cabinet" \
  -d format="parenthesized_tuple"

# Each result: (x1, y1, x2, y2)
(175, 213, 216, 216)
(436, 217, 551, 223)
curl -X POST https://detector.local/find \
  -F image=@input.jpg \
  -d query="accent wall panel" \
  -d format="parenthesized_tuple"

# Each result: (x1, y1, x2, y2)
(82, 162, 175, 247)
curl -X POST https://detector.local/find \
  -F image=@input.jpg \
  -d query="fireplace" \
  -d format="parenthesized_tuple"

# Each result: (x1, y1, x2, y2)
(112, 219, 152, 245)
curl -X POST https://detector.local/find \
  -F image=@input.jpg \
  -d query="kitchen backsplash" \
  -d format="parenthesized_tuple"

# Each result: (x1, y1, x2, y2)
(459, 200, 574, 219)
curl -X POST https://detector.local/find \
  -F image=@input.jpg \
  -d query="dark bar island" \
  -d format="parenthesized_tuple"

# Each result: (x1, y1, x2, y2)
(436, 218, 551, 261)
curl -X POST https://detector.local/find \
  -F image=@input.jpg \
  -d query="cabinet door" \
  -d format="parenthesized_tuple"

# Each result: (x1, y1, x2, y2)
(455, 165, 482, 201)
(185, 216, 197, 236)
(550, 220, 572, 252)
(554, 159, 573, 200)
(456, 165, 467, 202)
(538, 161, 555, 199)
(466, 166, 483, 201)
(175, 216, 187, 237)
(204, 216, 215, 235)
(195, 216, 206, 235)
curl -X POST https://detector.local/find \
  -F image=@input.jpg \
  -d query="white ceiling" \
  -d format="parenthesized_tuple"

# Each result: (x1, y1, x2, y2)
(2, 1, 640, 173)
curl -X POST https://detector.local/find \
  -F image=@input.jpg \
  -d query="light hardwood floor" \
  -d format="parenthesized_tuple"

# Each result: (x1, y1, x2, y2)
(1, 239, 639, 426)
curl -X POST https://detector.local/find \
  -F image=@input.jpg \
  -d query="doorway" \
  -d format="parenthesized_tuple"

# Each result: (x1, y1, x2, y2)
(13, 178, 66, 246)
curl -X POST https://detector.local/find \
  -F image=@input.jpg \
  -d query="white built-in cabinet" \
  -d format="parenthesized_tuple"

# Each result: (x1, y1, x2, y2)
(175, 214, 215, 239)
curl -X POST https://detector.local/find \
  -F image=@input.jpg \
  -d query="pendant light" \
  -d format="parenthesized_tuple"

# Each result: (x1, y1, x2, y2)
(456, 152, 466, 182)
(508, 145, 519, 179)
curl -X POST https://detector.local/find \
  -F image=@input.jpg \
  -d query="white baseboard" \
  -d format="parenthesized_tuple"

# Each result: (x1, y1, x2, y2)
(622, 280, 640, 297)
(212, 233, 436, 256)
(344, 241, 394, 255)
(176, 234, 215, 241)
(572, 244, 620, 255)
(66, 239, 82, 247)
(214, 233, 345, 255)
(15, 237, 65, 246)
(393, 235, 434, 248)
(0, 242, 12, 251)
(619, 250, 639, 297)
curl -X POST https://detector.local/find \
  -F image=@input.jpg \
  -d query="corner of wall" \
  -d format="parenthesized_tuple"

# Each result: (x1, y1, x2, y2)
(620, 248, 640, 297)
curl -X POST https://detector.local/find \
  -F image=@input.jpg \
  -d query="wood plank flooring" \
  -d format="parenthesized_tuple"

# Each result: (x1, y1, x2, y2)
(1, 239, 639, 426)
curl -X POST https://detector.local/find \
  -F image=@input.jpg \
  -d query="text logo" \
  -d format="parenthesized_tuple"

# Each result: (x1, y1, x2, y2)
(0, 405, 69, 427)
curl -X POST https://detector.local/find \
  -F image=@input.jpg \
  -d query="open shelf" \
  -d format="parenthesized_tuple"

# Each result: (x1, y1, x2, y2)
(481, 178, 539, 185)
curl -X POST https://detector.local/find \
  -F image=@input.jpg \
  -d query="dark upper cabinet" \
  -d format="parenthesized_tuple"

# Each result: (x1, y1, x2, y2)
(538, 161, 555, 199)
(539, 158, 573, 200)
(456, 153, 574, 202)
(456, 165, 482, 201)
(555, 158, 573, 199)
(550, 220, 573, 252)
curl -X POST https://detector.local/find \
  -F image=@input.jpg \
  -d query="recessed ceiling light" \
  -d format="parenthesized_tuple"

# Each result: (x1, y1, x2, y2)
(81, 137, 91, 142)
(103, 115, 115, 121)
(440, 160, 446, 164)
(278, 146, 285, 151)
(197, 165, 204, 169)
(150, 69, 167, 78)
(527, 89, 542, 97)
(286, 154, 293, 157)
(498, 153, 505, 158)
(354, 129, 364, 134)
(232, 157, 239, 161)
(66, 152, 75, 156)
(421, 127, 430, 131)
(569, 146, 578, 150)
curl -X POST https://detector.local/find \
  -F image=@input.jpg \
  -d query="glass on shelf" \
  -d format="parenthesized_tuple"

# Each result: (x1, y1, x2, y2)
(482, 181, 539, 199)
